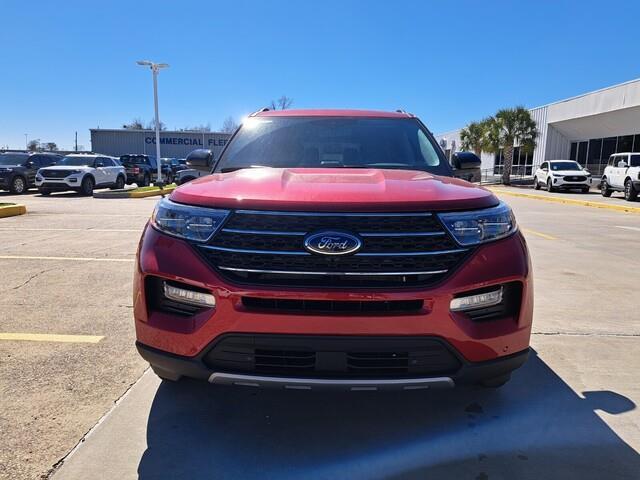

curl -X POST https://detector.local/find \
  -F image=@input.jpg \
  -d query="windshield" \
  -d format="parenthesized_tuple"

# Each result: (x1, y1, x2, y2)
(214, 117, 450, 175)
(58, 156, 95, 167)
(550, 161, 581, 171)
(0, 153, 28, 166)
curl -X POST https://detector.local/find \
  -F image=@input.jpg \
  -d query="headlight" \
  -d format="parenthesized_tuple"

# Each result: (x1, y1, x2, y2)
(438, 201, 517, 246)
(151, 197, 229, 242)
(69, 170, 82, 175)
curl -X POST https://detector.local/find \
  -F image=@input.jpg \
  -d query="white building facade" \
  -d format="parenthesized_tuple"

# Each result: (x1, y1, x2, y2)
(435, 78, 640, 176)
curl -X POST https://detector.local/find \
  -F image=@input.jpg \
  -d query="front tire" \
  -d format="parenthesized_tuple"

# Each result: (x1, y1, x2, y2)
(533, 177, 541, 190)
(601, 178, 612, 197)
(111, 175, 125, 190)
(38, 188, 51, 196)
(141, 173, 150, 187)
(581, 187, 590, 194)
(624, 179, 638, 201)
(80, 176, 94, 196)
(10, 176, 27, 194)
(547, 179, 555, 192)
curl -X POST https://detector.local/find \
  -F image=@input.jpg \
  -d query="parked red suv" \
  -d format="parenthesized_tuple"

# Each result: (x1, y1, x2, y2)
(134, 109, 533, 390)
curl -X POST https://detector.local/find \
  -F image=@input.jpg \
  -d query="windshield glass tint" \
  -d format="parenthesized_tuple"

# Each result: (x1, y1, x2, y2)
(550, 161, 581, 171)
(215, 117, 449, 174)
(58, 156, 94, 167)
(0, 154, 28, 166)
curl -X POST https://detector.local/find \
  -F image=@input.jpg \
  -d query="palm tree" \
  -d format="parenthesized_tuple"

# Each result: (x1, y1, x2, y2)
(460, 119, 491, 158)
(485, 107, 538, 185)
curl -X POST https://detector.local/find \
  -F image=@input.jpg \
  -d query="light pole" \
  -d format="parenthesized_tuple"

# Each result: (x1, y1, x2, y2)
(136, 60, 169, 185)
(24, 133, 28, 150)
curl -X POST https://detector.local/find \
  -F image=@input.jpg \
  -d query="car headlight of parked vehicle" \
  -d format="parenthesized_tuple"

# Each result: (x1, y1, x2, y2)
(151, 197, 229, 242)
(438, 201, 517, 246)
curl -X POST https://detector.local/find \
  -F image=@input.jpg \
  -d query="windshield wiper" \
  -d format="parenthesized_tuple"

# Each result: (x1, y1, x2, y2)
(220, 165, 270, 173)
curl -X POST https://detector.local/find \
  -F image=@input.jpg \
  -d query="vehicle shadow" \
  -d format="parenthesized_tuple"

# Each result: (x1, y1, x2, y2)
(137, 349, 638, 480)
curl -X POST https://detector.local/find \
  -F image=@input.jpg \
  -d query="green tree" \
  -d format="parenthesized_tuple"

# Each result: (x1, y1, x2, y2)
(485, 107, 538, 185)
(460, 119, 490, 158)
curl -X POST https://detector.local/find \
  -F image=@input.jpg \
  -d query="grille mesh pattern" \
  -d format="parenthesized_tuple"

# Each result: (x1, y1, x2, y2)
(203, 335, 461, 378)
(195, 210, 470, 288)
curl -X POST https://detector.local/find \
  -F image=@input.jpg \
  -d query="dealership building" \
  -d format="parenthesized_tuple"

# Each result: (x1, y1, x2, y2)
(436, 77, 640, 176)
(90, 129, 232, 159)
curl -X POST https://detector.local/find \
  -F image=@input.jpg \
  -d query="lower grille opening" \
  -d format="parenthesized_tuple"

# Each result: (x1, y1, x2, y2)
(241, 297, 424, 315)
(203, 335, 462, 378)
(461, 282, 522, 322)
(145, 276, 208, 317)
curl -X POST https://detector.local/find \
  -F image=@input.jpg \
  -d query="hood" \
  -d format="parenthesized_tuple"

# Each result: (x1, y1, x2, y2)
(0, 164, 22, 169)
(39, 165, 91, 171)
(170, 168, 498, 212)
(550, 169, 589, 175)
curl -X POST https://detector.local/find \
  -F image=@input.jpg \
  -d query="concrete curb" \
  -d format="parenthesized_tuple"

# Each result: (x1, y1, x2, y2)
(488, 188, 640, 214)
(93, 185, 176, 199)
(0, 203, 27, 218)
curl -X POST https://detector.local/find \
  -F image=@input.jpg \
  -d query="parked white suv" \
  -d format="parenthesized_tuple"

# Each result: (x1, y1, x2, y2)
(600, 153, 640, 201)
(533, 160, 592, 193)
(36, 153, 126, 196)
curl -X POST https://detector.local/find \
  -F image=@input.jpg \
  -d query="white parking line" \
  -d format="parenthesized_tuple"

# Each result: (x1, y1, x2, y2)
(615, 225, 640, 232)
(0, 333, 104, 343)
(0, 255, 134, 262)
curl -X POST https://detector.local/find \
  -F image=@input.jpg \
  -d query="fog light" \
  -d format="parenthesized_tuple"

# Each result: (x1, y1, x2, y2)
(450, 287, 503, 312)
(163, 282, 215, 308)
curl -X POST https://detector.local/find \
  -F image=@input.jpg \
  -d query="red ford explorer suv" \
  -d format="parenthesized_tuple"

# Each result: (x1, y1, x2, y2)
(134, 109, 533, 390)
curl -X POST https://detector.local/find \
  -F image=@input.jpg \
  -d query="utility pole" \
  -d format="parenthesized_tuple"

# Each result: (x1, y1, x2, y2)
(136, 60, 169, 186)
(24, 133, 28, 150)
(75, 131, 78, 152)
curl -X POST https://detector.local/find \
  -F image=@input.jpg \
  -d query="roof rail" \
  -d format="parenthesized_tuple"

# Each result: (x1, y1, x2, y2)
(249, 107, 270, 117)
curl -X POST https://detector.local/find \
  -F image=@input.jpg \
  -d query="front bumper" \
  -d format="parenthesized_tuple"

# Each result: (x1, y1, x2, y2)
(137, 339, 529, 389)
(134, 225, 534, 382)
(552, 177, 591, 188)
(36, 178, 81, 190)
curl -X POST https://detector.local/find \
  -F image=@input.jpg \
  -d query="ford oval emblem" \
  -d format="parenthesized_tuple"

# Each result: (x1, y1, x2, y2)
(304, 231, 362, 256)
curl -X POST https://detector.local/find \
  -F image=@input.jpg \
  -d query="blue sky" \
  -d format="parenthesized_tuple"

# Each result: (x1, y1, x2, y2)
(1, 0, 639, 150)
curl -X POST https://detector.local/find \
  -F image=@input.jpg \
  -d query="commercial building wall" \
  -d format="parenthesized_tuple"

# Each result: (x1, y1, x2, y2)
(90, 129, 231, 159)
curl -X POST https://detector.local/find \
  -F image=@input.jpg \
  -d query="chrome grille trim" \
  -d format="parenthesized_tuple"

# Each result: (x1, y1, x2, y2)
(199, 244, 466, 257)
(218, 266, 449, 276)
(222, 228, 307, 236)
(235, 210, 433, 217)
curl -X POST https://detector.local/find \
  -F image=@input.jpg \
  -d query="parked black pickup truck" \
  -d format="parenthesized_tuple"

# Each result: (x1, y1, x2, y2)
(119, 154, 173, 186)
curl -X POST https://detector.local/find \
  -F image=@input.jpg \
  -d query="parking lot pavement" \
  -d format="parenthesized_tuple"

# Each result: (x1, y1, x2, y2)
(46, 190, 640, 479)
(490, 184, 640, 211)
(0, 191, 157, 480)
(2, 189, 639, 479)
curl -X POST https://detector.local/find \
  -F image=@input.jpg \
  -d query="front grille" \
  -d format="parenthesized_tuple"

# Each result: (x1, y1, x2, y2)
(241, 297, 424, 315)
(196, 210, 470, 288)
(203, 335, 461, 378)
(42, 170, 70, 179)
(563, 175, 587, 182)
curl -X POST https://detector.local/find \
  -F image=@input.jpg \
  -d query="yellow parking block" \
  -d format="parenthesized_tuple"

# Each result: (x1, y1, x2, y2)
(0, 333, 104, 343)
(0, 204, 27, 218)
(489, 188, 640, 214)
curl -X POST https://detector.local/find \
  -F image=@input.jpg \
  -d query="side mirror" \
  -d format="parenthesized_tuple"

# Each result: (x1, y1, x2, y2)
(451, 152, 481, 170)
(25, 161, 35, 168)
(542, 167, 548, 172)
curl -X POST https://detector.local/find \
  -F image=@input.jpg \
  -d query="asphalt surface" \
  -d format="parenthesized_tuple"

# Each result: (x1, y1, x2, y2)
(1, 186, 639, 479)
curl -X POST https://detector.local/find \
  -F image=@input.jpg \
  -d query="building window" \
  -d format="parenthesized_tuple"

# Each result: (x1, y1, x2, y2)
(602, 137, 617, 163)
(577, 141, 588, 165)
(493, 148, 533, 175)
(617, 135, 634, 153)
(588, 139, 602, 164)
(570, 142, 577, 161)
(634, 135, 640, 152)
